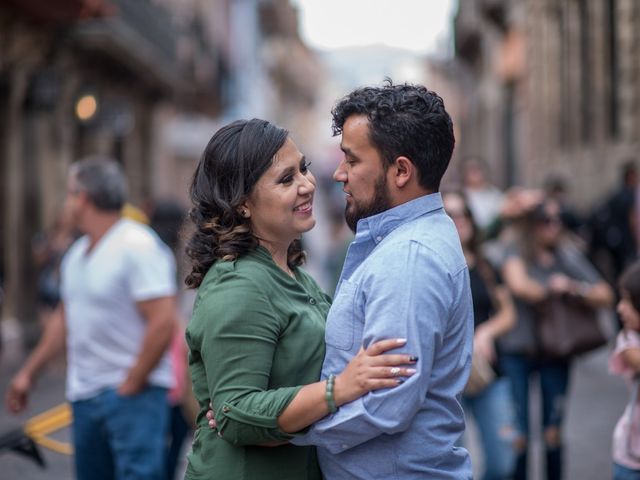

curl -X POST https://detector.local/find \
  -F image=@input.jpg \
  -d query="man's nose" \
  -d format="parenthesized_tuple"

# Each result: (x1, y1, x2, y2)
(333, 163, 347, 183)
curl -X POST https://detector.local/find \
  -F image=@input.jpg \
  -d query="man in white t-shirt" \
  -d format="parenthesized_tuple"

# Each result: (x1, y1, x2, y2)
(6, 157, 178, 480)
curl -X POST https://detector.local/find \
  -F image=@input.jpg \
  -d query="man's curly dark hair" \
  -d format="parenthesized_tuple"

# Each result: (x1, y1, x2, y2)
(331, 79, 455, 191)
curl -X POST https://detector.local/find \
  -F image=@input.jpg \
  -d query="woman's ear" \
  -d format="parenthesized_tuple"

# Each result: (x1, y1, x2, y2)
(238, 203, 251, 218)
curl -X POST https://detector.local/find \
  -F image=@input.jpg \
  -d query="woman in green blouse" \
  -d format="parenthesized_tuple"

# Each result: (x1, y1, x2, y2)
(183, 119, 414, 480)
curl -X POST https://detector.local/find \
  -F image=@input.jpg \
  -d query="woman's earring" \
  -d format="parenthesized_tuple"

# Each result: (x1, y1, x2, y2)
(241, 209, 248, 218)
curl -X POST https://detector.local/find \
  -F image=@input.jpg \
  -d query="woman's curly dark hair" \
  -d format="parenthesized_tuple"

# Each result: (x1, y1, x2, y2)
(185, 119, 305, 288)
(331, 79, 455, 192)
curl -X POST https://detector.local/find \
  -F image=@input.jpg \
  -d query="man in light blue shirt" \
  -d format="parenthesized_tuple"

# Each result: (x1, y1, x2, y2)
(293, 81, 474, 478)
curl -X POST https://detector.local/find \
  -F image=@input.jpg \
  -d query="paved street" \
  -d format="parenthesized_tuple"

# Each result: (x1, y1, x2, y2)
(0, 317, 628, 480)
(465, 342, 627, 479)
(563, 345, 627, 480)
(0, 318, 72, 479)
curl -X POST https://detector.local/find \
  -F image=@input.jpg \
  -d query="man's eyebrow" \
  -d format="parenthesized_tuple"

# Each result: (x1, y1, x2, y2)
(341, 146, 357, 159)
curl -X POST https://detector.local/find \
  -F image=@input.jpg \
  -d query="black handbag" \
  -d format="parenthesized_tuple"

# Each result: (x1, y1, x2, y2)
(535, 294, 607, 359)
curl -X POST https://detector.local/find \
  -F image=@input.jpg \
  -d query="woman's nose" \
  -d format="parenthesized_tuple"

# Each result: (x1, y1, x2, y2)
(299, 173, 316, 193)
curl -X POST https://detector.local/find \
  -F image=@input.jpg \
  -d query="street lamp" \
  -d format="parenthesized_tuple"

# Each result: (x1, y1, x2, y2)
(74, 93, 99, 123)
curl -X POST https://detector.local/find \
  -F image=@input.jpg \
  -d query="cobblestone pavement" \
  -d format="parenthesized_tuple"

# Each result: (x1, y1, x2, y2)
(0, 318, 627, 480)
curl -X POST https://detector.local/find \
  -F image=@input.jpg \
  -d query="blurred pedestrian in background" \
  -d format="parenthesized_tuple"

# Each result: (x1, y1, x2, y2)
(184, 118, 413, 480)
(444, 191, 517, 480)
(610, 260, 640, 479)
(461, 157, 505, 236)
(543, 175, 584, 237)
(5, 156, 178, 480)
(588, 161, 639, 285)
(499, 198, 614, 479)
(31, 204, 78, 328)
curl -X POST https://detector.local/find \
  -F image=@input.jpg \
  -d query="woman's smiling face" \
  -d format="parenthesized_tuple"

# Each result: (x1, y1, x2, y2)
(244, 137, 317, 247)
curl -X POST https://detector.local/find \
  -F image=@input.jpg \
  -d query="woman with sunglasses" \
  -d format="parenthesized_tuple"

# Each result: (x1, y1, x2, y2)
(498, 198, 613, 479)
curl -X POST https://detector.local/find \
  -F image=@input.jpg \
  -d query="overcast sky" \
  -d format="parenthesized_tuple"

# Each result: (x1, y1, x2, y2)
(291, 0, 458, 55)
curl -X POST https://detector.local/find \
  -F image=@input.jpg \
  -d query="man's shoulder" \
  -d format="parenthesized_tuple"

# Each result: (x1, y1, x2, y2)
(115, 219, 162, 249)
(390, 206, 454, 236)
(108, 220, 173, 262)
(96, 221, 174, 279)
(377, 213, 465, 269)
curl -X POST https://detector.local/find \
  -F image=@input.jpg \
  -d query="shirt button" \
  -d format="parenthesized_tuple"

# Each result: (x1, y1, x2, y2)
(309, 297, 317, 305)
(376, 236, 382, 242)
(341, 444, 348, 449)
(222, 406, 230, 413)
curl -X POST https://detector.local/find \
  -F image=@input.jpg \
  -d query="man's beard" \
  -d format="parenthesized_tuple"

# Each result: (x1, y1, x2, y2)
(345, 173, 392, 233)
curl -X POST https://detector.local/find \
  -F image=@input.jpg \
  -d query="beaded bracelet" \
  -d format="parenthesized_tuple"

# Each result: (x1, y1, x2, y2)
(325, 374, 338, 413)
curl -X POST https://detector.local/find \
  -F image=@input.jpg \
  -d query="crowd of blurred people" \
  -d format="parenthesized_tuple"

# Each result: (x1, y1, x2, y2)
(441, 157, 640, 479)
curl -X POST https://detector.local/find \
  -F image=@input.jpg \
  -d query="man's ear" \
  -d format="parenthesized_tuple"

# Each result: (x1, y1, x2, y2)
(392, 156, 414, 189)
(77, 190, 90, 207)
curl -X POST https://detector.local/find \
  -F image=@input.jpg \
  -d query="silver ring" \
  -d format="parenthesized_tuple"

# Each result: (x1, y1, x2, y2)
(390, 367, 400, 376)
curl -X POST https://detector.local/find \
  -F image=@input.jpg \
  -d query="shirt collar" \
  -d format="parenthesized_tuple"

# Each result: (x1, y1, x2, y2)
(355, 193, 444, 244)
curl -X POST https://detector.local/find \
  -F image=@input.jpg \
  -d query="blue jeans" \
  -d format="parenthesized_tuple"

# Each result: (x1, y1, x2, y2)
(500, 354, 569, 480)
(464, 376, 517, 480)
(72, 386, 169, 480)
(166, 404, 192, 480)
(614, 463, 640, 480)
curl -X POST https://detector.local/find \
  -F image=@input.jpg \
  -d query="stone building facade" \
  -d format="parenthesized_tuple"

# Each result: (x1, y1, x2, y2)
(0, 0, 321, 337)
(0, 0, 227, 334)
(453, 0, 640, 207)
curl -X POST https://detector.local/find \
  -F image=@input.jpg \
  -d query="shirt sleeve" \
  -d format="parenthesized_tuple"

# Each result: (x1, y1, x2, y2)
(126, 237, 177, 301)
(296, 240, 469, 452)
(196, 272, 303, 446)
(610, 330, 640, 378)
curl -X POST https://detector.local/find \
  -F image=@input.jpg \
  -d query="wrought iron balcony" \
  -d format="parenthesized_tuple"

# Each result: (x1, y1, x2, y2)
(71, 0, 182, 92)
(2, 0, 111, 24)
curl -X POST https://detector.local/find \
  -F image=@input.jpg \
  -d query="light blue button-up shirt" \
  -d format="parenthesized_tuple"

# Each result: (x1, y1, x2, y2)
(294, 193, 473, 479)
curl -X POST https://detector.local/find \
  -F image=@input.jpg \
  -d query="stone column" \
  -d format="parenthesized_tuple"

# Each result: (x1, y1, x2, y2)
(3, 66, 30, 324)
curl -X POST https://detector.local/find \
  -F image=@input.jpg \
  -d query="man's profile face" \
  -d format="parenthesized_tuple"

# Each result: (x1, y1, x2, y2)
(333, 115, 391, 232)
(64, 174, 86, 231)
